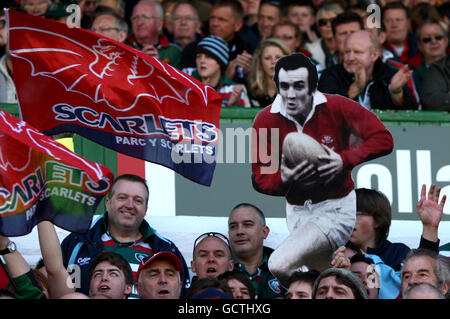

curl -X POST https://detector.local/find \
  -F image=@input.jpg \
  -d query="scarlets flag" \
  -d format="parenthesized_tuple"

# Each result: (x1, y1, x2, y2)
(7, 9, 222, 186)
(0, 110, 113, 236)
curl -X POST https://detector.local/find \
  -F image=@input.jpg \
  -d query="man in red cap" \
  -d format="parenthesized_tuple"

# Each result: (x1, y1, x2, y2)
(136, 251, 183, 299)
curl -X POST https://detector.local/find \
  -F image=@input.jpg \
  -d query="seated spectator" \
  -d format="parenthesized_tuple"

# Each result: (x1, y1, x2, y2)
(186, 277, 233, 299)
(252, 0, 282, 42)
(409, 19, 448, 95)
(190, 232, 234, 281)
(330, 11, 364, 65)
(21, 0, 51, 17)
(90, 9, 128, 43)
(318, 30, 418, 110)
(88, 251, 133, 299)
(400, 248, 449, 298)
(127, 0, 182, 68)
(227, 203, 285, 299)
(285, 270, 320, 299)
(349, 187, 411, 271)
(404, 282, 445, 299)
(170, 1, 203, 49)
(246, 37, 291, 107)
(135, 251, 183, 299)
(61, 174, 190, 299)
(219, 270, 255, 299)
(187, 35, 250, 107)
(305, 3, 343, 69)
(419, 33, 450, 110)
(382, 1, 419, 64)
(312, 268, 368, 299)
(272, 20, 310, 55)
(284, 0, 319, 44)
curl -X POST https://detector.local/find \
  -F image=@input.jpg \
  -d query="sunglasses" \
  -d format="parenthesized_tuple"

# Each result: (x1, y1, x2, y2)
(318, 18, 334, 27)
(421, 34, 445, 44)
(193, 232, 231, 255)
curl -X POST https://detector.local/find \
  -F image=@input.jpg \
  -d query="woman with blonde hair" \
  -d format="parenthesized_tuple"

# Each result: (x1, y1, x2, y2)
(247, 37, 291, 107)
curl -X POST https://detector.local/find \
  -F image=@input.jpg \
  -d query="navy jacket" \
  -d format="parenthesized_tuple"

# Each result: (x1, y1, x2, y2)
(366, 237, 410, 271)
(60, 213, 190, 297)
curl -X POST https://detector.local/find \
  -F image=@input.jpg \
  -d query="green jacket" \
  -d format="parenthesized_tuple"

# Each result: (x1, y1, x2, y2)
(12, 271, 45, 299)
(232, 246, 286, 299)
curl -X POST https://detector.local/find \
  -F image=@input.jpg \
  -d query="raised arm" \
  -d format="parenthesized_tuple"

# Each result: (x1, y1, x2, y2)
(0, 235, 30, 278)
(417, 184, 446, 244)
(37, 221, 75, 298)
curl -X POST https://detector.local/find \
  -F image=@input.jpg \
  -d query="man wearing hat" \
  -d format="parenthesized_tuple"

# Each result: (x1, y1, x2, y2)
(136, 251, 183, 299)
(188, 35, 249, 107)
(312, 268, 369, 299)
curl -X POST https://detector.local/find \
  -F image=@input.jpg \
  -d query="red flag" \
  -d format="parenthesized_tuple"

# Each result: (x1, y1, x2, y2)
(0, 110, 113, 236)
(7, 10, 222, 186)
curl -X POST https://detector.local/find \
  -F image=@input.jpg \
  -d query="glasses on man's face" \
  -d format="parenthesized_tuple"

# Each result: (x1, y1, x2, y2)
(421, 34, 445, 44)
(131, 14, 160, 23)
(317, 18, 334, 27)
(192, 232, 231, 256)
(0, 20, 5, 29)
(91, 26, 120, 33)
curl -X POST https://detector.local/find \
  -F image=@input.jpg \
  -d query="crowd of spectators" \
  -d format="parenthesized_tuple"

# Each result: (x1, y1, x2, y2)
(1, 0, 449, 110)
(0, 0, 449, 301)
(0, 174, 449, 300)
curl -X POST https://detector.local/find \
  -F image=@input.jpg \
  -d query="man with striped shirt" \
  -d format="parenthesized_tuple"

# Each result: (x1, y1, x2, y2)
(61, 174, 189, 298)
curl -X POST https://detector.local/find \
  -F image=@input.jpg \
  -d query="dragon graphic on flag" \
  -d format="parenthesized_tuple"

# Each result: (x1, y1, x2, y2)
(0, 110, 113, 236)
(7, 10, 222, 186)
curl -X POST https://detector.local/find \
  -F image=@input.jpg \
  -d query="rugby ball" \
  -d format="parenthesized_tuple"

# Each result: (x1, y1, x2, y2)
(282, 132, 327, 168)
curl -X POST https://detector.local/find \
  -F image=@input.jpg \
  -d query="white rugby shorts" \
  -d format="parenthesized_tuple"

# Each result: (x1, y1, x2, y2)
(285, 190, 356, 251)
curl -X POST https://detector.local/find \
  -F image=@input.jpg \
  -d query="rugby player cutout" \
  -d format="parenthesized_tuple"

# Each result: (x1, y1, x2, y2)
(251, 53, 394, 287)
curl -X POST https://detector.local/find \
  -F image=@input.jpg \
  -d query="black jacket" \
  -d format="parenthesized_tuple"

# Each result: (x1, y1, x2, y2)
(318, 58, 418, 110)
